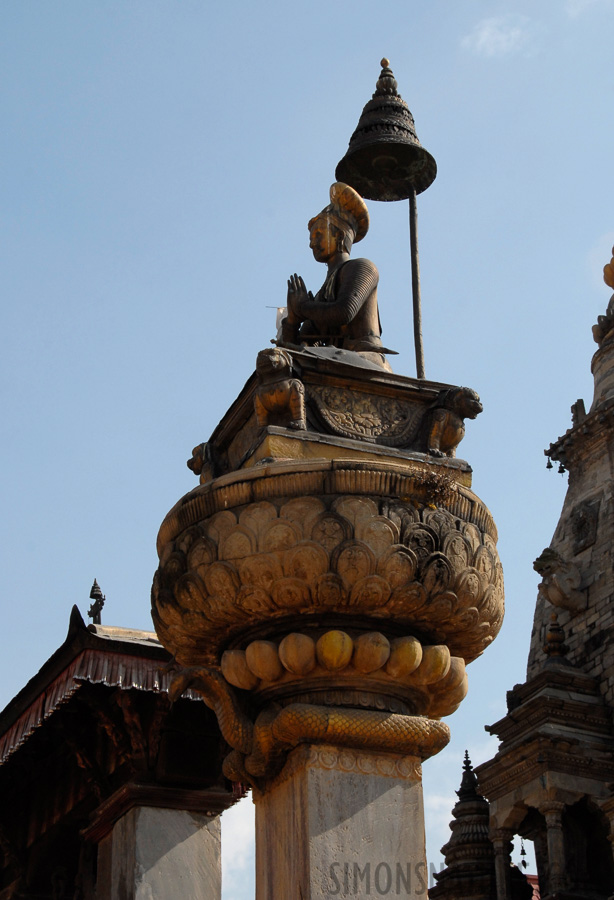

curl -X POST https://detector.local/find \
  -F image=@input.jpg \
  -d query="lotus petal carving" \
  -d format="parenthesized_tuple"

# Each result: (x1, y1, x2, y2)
(153, 464, 504, 667)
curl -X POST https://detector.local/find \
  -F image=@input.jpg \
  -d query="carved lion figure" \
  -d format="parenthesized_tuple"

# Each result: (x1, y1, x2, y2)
(426, 387, 483, 458)
(533, 548, 587, 613)
(187, 442, 220, 484)
(254, 348, 306, 431)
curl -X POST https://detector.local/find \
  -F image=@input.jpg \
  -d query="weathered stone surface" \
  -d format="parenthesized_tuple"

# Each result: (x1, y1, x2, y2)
(192, 347, 481, 480)
(255, 744, 428, 899)
(534, 286, 614, 707)
(96, 807, 221, 900)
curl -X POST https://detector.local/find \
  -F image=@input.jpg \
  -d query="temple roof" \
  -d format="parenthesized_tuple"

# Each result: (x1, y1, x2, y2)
(0, 606, 199, 765)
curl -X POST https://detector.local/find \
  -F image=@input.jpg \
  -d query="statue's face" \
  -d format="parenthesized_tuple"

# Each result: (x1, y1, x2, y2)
(308, 216, 339, 262)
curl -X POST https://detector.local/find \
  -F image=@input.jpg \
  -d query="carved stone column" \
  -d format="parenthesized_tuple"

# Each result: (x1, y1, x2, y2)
(491, 829, 514, 900)
(540, 801, 567, 895)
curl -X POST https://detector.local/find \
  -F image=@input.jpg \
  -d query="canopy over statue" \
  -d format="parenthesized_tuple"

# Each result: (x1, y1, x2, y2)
(280, 182, 395, 371)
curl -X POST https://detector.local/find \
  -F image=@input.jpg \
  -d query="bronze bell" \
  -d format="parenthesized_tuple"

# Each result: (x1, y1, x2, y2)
(335, 59, 437, 202)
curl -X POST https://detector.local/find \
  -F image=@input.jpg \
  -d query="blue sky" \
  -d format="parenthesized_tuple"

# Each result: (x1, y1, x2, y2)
(1, 1, 613, 893)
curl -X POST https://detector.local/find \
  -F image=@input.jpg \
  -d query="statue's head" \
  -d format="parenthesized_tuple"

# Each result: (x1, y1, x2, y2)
(308, 182, 369, 261)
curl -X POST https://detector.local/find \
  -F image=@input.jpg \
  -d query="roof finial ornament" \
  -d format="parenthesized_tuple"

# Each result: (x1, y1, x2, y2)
(88, 579, 105, 626)
(457, 749, 481, 800)
(543, 612, 569, 662)
(604, 246, 614, 290)
(375, 58, 397, 95)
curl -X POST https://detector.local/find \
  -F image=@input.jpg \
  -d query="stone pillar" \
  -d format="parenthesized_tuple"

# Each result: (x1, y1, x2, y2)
(491, 829, 513, 900)
(95, 806, 221, 900)
(255, 744, 427, 900)
(152, 365, 505, 900)
(540, 801, 567, 895)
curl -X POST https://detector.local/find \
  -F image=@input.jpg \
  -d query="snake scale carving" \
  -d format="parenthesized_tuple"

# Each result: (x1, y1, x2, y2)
(170, 667, 450, 785)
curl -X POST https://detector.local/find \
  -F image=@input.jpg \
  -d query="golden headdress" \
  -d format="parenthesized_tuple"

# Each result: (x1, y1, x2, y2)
(309, 182, 369, 244)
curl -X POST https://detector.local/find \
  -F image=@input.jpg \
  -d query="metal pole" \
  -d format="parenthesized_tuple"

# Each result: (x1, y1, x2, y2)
(409, 189, 425, 379)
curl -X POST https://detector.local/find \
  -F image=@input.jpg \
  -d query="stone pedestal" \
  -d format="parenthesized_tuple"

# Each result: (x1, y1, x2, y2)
(255, 744, 427, 899)
(152, 348, 503, 898)
(96, 806, 221, 900)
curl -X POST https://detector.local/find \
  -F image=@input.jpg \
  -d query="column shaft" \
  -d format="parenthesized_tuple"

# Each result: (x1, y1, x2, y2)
(491, 832, 513, 900)
(255, 744, 428, 900)
(542, 804, 567, 894)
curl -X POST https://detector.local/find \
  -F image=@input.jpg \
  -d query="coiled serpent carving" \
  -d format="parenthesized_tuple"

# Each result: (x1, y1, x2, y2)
(170, 667, 450, 785)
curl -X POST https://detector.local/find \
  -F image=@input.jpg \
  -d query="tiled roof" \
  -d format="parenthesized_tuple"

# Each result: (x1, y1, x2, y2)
(0, 608, 201, 764)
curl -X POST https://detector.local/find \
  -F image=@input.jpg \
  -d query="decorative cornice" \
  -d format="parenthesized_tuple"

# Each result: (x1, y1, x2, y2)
(486, 695, 612, 746)
(262, 742, 422, 792)
(476, 740, 614, 801)
(546, 397, 614, 468)
(157, 459, 497, 555)
(306, 744, 422, 780)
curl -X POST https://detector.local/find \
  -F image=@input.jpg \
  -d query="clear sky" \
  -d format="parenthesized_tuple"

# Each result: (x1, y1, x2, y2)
(1, 0, 613, 894)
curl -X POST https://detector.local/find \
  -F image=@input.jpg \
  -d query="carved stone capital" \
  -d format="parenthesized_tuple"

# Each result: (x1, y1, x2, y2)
(153, 464, 503, 668)
(220, 629, 468, 719)
(539, 799, 566, 828)
(170, 665, 448, 788)
(490, 827, 514, 850)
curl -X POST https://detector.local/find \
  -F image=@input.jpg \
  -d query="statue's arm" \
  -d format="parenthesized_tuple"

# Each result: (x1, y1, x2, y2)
(299, 259, 378, 327)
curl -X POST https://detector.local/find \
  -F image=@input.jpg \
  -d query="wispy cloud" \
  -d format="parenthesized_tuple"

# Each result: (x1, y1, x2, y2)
(461, 15, 534, 58)
(567, 0, 613, 17)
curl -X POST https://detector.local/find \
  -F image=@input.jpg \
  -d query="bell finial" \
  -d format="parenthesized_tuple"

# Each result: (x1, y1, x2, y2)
(375, 58, 397, 95)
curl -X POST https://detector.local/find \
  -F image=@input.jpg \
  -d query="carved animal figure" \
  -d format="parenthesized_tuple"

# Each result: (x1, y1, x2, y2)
(533, 548, 587, 613)
(426, 387, 483, 458)
(254, 348, 306, 431)
(186, 441, 220, 483)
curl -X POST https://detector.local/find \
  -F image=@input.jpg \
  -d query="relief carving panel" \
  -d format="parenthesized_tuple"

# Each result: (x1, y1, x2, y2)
(307, 385, 422, 446)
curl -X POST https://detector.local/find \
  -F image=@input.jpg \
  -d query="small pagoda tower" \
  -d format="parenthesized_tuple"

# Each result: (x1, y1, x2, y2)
(431, 752, 532, 900)
(430, 751, 499, 900)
